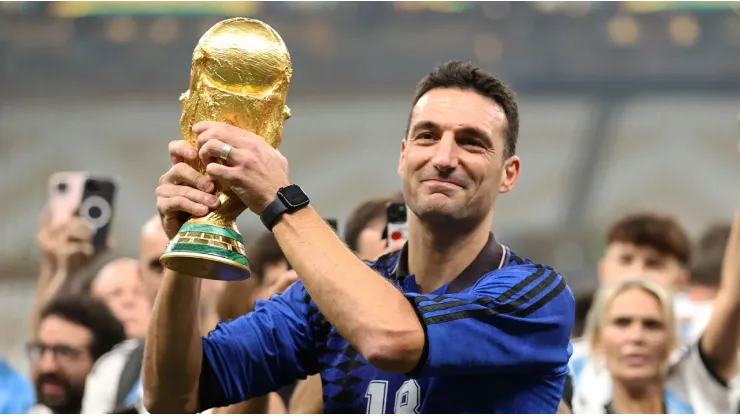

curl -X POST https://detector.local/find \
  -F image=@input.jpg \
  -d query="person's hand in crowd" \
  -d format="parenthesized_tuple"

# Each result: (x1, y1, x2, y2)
(156, 140, 221, 239)
(374, 237, 407, 260)
(37, 206, 96, 279)
(32, 206, 99, 334)
(194, 121, 290, 215)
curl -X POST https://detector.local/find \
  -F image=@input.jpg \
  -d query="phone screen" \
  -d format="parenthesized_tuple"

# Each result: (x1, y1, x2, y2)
(385, 202, 409, 247)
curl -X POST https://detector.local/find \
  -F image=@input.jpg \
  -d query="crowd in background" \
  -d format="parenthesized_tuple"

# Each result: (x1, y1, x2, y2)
(0, 174, 738, 414)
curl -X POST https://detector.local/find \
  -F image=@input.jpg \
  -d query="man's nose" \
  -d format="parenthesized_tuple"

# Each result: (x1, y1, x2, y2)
(37, 350, 59, 372)
(431, 132, 459, 171)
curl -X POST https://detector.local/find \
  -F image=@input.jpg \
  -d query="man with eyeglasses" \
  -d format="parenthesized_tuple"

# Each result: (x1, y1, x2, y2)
(27, 294, 125, 414)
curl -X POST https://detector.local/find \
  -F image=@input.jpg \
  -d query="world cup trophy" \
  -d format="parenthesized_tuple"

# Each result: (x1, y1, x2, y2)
(159, 18, 292, 281)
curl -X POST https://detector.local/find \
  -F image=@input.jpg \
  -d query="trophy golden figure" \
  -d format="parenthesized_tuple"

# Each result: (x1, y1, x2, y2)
(159, 18, 292, 281)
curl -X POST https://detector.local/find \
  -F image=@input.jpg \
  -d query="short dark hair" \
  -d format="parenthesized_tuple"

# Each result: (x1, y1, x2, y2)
(247, 231, 287, 284)
(606, 212, 691, 266)
(410, 60, 519, 158)
(40, 294, 126, 361)
(344, 192, 404, 253)
(690, 223, 731, 287)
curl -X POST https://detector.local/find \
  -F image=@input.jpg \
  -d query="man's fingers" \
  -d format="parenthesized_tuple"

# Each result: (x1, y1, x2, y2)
(160, 163, 215, 193)
(205, 163, 238, 184)
(169, 140, 198, 166)
(192, 121, 227, 134)
(156, 184, 220, 209)
(38, 205, 51, 230)
(63, 217, 93, 241)
(198, 138, 230, 167)
(194, 124, 260, 153)
(158, 195, 210, 218)
(387, 238, 407, 253)
(67, 223, 93, 243)
(64, 241, 95, 259)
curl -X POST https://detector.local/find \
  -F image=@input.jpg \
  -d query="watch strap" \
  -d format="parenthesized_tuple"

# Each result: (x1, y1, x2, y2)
(260, 196, 288, 231)
(260, 185, 310, 231)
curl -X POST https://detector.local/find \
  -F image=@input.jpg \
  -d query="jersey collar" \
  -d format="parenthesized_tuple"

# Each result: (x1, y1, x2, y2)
(391, 232, 506, 293)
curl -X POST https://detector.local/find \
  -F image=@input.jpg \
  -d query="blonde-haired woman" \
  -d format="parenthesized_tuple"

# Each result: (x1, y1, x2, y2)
(572, 278, 732, 413)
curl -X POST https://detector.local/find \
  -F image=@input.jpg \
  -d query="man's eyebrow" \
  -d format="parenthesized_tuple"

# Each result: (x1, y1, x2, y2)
(409, 120, 439, 134)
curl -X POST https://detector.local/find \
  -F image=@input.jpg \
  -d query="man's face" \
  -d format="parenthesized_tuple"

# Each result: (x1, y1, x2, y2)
(139, 225, 170, 304)
(30, 315, 94, 414)
(599, 242, 687, 291)
(399, 88, 520, 226)
(91, 260, 150, 339)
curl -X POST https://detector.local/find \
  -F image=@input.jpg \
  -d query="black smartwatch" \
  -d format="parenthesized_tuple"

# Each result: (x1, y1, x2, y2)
(260, 184, 310, 230)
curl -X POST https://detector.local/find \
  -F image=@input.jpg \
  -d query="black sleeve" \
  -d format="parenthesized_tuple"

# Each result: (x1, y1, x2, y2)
(197, 349, 229, 412)
(561, 371, 574, 409)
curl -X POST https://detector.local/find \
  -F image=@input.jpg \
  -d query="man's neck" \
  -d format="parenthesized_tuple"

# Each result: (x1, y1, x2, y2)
(407, 214, 492, 294)
(611, 379, 664, 414)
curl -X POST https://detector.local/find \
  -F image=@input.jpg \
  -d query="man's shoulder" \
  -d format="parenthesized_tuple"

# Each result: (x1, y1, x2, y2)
(365, 249, 402, 278)
(472, 254, 574, 322)
(482, 253, 570, 294)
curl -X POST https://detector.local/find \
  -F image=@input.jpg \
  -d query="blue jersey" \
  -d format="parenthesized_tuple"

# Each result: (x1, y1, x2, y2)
(198, 234, 574, 413)
(0, 358, 35, 414)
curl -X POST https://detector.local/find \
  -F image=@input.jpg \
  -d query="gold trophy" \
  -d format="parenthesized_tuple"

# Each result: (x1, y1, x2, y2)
(159, 18, 292, 281)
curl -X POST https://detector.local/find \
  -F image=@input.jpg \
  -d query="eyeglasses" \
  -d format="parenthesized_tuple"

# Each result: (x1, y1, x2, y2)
(26, 342, 89, 364)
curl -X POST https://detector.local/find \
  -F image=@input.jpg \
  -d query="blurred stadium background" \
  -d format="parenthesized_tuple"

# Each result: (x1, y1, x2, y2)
(2, 1, 740, 370)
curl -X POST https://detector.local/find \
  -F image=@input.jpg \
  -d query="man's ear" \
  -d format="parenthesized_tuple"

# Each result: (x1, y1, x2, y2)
(398, 138, 407, 178)
(498, 155, 521, 194)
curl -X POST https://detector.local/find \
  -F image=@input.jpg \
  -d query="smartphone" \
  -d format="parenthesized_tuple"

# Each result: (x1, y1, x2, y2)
(48, 171, 86, 227)
(385, 202, 409, 247)
(48, 171, 118, 254)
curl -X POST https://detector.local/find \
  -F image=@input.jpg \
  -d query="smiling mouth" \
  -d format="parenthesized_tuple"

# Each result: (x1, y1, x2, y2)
(423, 179, 463, 188)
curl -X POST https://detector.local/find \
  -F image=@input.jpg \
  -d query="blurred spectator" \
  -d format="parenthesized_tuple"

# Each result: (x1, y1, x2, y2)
(571, 210, 740, 413)
(343, 191, 404, 261)
(81, 215, 168, 414)
(575, 279, 730, 413)
(598, 212, 691, 292)
(0, 357, 35, 413)
(89, 258, 151, 339)
(138, 215, 170, 305)
(28, 295, 125, 414)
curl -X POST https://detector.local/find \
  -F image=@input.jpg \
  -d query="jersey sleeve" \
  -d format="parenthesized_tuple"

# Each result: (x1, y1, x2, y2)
(665, 339, 731, 413)
(198, 281, 320, 411)
(406, 264, 574, 378)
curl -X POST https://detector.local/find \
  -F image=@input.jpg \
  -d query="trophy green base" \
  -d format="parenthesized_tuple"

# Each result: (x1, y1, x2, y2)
(159, 222, 251, 281)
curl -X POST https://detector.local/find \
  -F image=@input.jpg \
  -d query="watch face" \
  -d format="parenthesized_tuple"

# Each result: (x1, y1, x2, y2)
(281, 185, 308, 207)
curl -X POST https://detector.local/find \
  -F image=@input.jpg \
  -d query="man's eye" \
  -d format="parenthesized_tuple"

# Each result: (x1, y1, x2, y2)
(461, 138, 482, 148)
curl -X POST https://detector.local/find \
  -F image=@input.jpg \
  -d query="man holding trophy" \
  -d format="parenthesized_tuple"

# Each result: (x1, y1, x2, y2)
(143, 17, 574, 414)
